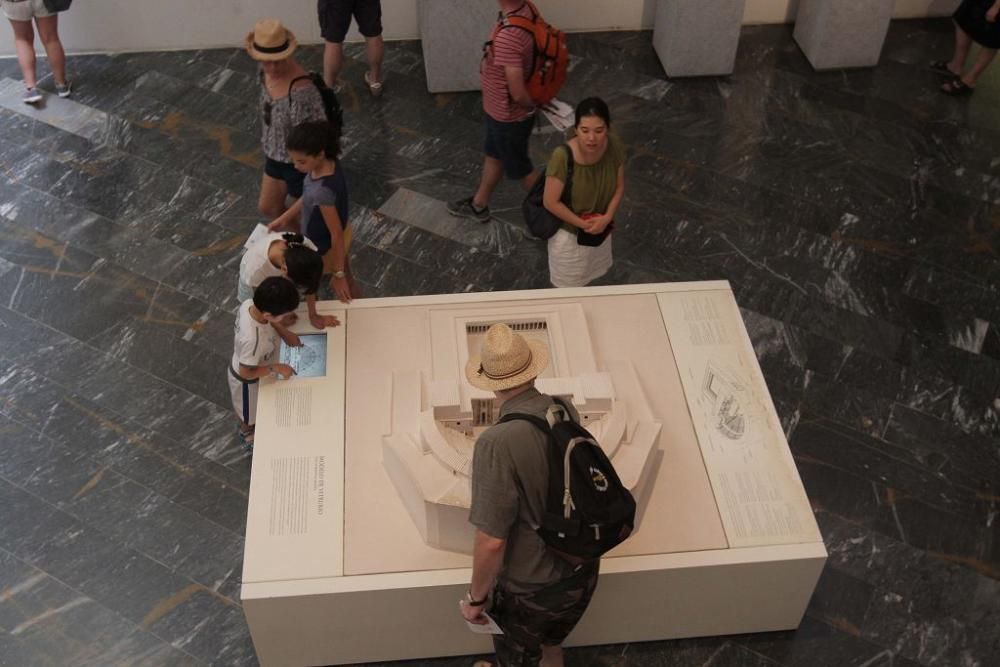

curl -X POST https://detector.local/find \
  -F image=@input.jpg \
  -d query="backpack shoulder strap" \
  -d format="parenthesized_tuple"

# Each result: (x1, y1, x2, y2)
(559, 145, 575, 205)
(288, 73, 316, 98)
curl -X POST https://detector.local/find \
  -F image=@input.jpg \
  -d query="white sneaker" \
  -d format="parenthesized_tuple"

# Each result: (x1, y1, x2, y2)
(22, 87, 43, 104)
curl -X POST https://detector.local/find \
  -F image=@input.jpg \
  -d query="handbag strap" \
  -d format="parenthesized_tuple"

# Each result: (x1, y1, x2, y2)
(560, 144, 574, 206)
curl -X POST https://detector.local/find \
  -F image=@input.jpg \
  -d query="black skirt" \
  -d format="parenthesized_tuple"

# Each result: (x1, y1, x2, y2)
(955, 0, 1000, 49)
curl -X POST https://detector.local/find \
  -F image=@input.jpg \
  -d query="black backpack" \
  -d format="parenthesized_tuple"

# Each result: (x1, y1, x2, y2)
(499, 397, 636, 562)
(522, 145, 574, 240)
(289, 73, 344, 130)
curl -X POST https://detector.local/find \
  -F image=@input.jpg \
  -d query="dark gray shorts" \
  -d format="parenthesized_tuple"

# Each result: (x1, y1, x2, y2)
(484, 113, 536, 181)
(318, 0, 383, 43)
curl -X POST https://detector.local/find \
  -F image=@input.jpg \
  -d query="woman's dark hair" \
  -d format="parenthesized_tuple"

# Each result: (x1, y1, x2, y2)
(252, 276, 300, 316)
(282, 233, 323, 295)
(574, 97, 611, 128)
(286, 120, 341, 159)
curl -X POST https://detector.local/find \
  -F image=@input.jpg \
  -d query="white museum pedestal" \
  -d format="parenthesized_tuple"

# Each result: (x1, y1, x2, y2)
(417, 0, 498, 93)
(241, 282, 827, 666)
(794, 0, 895, 70)
(652, 0, 747, 77)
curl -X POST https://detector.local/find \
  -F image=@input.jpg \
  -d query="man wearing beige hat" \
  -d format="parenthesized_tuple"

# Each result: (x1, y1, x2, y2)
(461, 324, 599, 667)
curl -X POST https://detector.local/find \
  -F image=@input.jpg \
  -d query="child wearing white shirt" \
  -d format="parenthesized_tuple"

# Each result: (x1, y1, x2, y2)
(238, 231, 340, 330)
(228, 277, 301, 450)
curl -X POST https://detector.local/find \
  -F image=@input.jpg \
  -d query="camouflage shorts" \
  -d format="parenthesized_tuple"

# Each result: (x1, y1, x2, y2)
(489, 561, 600, 667)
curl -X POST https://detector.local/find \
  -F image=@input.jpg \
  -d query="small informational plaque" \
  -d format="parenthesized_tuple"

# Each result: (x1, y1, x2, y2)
(280, 334, 327, 378)
(658, 290, 821, 548)
(268, 456, 327, 537)
(276, 387, 313, 428)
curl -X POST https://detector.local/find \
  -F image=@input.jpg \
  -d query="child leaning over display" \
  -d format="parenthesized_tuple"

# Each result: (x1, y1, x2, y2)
(238, 230, 340, 330)
(228, 277, 301, 451)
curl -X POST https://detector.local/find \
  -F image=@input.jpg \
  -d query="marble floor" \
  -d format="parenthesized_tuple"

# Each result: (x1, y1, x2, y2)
(0, 18, 998, 667)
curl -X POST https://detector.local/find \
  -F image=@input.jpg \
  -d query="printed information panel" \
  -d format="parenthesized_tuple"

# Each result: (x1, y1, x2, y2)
(657, 291, 821, 548)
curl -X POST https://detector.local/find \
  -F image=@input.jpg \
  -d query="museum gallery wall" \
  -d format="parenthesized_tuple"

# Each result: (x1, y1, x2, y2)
(0, 0, 960, 56)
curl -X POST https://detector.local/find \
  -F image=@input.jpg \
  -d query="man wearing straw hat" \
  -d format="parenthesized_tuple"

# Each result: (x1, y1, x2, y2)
(461, 324, 600, 667)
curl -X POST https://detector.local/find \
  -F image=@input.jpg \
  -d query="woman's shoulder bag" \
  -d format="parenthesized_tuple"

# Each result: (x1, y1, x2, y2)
(522, 144, 574, 240)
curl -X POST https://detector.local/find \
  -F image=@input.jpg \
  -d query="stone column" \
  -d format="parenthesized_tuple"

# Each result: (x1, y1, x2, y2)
(652, 0, 747, 78)
(794, 0, 895, 70)
(417, 0, 499, 93)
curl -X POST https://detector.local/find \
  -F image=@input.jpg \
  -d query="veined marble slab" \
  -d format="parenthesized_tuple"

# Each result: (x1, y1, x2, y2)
(0, 77, 114, 144)
(417, 0, 498, 93)
(377, 187, 519, 256)
(794, 0, 894, 70)
(652, 0, 747, 78)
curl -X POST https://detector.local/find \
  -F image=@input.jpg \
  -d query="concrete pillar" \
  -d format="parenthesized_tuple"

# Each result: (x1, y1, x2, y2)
(417, 0, 498, 93)
(794, 0, 895, 70)
(652, 0, 747, 78)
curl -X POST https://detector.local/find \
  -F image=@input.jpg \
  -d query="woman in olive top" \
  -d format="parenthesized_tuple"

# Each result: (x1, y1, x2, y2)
(542, 97, 626, 288)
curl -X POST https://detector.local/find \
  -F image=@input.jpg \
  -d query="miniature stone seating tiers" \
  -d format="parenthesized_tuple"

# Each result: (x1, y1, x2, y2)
(653, 0, 748, 77)
(382, 304, 662, 553)
(794, 0, 895, 70)
(418, 0, 498, 92)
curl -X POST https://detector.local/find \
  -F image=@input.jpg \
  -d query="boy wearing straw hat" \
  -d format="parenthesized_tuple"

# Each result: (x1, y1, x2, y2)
(460, 324, 600, 667)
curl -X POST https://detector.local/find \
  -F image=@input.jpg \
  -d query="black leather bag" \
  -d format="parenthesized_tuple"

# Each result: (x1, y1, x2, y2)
(43, 0, 72, 12)
(522, 145, 574, 240)
(576, 220, 613, 247)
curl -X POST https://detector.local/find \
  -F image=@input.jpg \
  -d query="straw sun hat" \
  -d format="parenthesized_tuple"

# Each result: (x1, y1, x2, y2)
(465, 324, 550, 392)
(245, 18, 298, 61)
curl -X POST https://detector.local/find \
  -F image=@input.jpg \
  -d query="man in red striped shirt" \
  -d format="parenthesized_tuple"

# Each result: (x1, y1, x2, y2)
(448, 1, 539, 223)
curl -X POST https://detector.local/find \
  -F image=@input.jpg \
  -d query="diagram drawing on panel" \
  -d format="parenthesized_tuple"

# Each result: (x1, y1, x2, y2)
(698, 361, 770, 459)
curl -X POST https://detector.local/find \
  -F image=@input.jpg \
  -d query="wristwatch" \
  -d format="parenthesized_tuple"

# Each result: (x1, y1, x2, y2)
(332, 270, 346, 280)
(465, 589, 489, 607)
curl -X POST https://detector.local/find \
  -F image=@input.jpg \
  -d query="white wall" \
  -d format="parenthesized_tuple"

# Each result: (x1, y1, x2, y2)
(0, 0, 961, 57)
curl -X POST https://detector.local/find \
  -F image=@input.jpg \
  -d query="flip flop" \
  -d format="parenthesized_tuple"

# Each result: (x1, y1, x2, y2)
(929, 60, 959, 77)
(364, 70, 384, 97)
(941, 77, 974, 96)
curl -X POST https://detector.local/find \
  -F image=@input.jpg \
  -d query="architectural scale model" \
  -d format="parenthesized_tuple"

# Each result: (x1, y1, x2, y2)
(241, 283, 827, 667)
(381, 303, 661, 552)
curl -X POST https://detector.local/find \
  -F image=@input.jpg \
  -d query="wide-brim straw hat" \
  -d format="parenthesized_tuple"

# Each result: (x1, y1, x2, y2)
(465, 324, 549, 392)
(245, 18, 298, 61)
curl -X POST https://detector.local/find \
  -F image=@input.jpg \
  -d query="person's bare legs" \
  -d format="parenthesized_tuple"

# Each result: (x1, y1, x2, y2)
(34, 15, 66, 86)
(259, 173, 288, 219)
(540, 645, 564, 667)
(520, 169, 540, 192)
(8, 19, 37, 88)
(323, 41, 345, 89)
(961, 47, 998, 87)
(948, 22, 974, 77)
(473, 156, 504, 209)
(365, 34, 384, 84)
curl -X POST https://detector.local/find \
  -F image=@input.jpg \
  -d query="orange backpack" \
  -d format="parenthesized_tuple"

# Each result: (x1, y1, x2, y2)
(486, 1, 569, 105)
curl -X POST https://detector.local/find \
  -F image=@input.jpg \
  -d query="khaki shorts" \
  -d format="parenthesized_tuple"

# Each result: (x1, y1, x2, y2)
(1, 0, 54, 21)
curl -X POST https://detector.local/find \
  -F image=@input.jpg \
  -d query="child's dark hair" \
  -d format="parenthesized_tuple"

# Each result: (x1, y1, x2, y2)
(286, 120, 341, 159)
(281, 233, 323, 295)
(252, 276, 300, 315)
(574, 97, 611, 128)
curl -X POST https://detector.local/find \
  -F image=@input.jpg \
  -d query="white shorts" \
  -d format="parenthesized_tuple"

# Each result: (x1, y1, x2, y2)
(1, 0, 55, 21)
(228, 367, 260, 427)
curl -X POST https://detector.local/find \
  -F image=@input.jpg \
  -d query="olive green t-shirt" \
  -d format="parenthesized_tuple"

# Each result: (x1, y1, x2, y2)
(545, 133, 626, 216)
